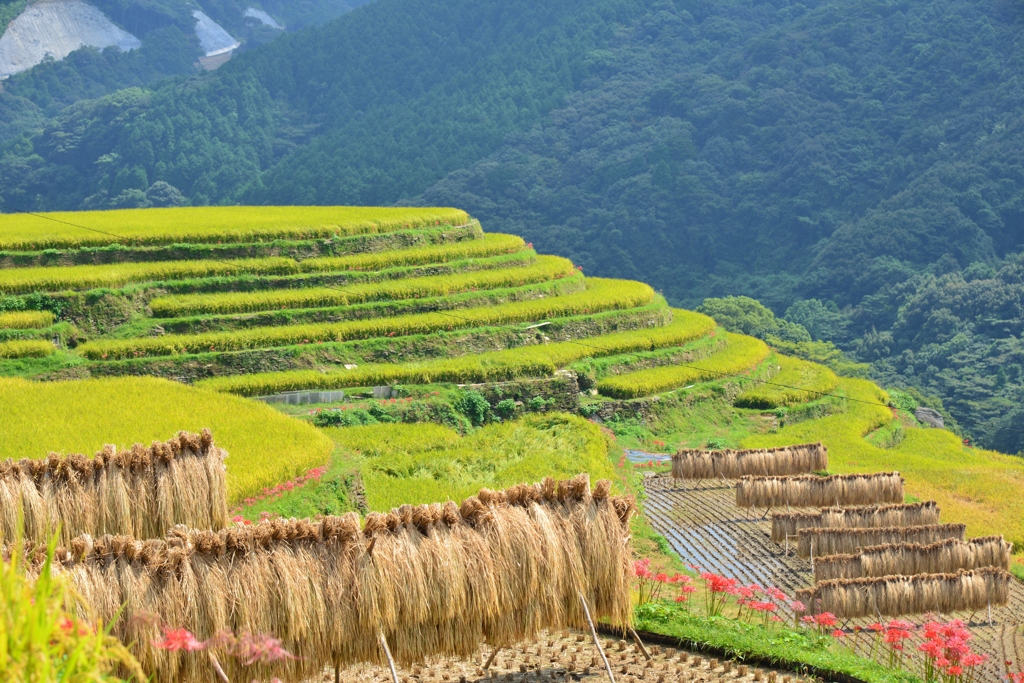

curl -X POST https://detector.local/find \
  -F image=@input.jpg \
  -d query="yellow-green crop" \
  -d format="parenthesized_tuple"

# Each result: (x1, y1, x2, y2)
(0, 340, 54, 359)
(734, 354, 838, 408)
(79, 277, 655, 359)
(328, 413, 616, 511)
(0, 311, 54, 329)
(149, 255, 575, 317)
(0, 233, 524, 294)
(197, 308, 716, 396)
(743, 377, 1024, 546)
(0, 376, 333, 503)
(596, 331, 769, 399)
(0, 206, 470, 250)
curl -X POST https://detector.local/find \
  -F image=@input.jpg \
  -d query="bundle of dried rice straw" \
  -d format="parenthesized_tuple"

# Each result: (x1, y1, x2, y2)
(0, 430, 227, 544)
(771, 502, 940, 543)
(735, 472, 903, 509)
(25, 474, 634, 683)
(813, 536, 1012, 582)
(671, 443, 827, 480)
(797, 524, 965, 558)
(796, 568, 1012, 618)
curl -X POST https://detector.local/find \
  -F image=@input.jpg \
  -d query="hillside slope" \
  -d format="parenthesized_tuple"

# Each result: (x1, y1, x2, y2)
(1, 0, 1024, 449)
(0, 206, 1022, 548)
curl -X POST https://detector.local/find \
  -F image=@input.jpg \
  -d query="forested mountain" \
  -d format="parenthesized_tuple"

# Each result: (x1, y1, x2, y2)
(0, 0, 369, 143)
(2, 0, 1024, 451)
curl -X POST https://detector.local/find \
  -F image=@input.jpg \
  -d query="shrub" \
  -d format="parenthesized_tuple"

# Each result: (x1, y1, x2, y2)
(457, 390, 491, 426)
(313, 408, 379, 427)
(528, 396, 549, 411)
(494, 398, 518, 419)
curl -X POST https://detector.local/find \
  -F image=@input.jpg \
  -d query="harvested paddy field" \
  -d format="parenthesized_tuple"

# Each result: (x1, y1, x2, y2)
(641, 476, 1024, 683)
(324, 631, 801, 683)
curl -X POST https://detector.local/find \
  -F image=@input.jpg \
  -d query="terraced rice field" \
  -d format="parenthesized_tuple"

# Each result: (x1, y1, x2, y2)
(641, 476, 1024, 683)
(324, 631, 801, 683)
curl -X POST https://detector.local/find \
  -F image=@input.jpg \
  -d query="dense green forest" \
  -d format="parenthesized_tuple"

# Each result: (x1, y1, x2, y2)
(1, 0, 1024, 452)
(0, 0, 369, 142)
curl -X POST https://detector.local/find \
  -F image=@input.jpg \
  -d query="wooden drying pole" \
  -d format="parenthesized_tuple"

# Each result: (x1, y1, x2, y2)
(628, 627, 652, 660)
(209, 652, 230, 683)
(483, 647, 502, 671)
(379, 631, 400, 683)
(579, 591, 616, 683)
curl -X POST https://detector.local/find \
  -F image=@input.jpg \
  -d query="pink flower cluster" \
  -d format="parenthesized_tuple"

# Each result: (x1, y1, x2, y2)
(154, 625, 295, 672)
(230, 466, 329, 517)
(634, 460, 668, 470)
(916, 620, 988, 682)
(632, 559, 695, 606)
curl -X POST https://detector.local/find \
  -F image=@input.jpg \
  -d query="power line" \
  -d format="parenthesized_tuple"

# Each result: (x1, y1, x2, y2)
(9, 209, 1021, 435)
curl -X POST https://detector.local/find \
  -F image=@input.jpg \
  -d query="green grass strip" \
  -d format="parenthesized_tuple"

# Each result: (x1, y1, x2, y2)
(149, 255, 575, 317)
(197, 308, 715, 396)
(328, 414, 617, 512)
(0, 340, 54, 359)
(0, 311, 54, 330)
(596, 331, 769, 399)
(734, 354, 839, 409)
(0, 206, 470, 251)
(80, 278, 654, 360)
(0, 233, 523, 294)
(635, 605, 918, 683)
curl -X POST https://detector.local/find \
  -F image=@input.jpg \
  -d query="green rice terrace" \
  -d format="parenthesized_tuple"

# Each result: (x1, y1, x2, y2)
(2, 206, 1024, 683)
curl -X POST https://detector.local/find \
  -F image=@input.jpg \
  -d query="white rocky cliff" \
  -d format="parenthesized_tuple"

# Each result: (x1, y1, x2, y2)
(243, 7, 283, 30)
(193, 9, 239, 56)
(0, 0, 141, 79)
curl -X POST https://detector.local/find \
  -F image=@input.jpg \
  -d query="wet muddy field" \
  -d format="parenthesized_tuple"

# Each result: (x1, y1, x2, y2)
(642, 476, 1024, 683)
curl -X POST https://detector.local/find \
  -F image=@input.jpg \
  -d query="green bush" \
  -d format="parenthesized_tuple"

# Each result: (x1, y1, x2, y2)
(457, 390, 491, 426)
(528, 396, 548, 411)
(494, 398, 518, 419)
(313, 408, 378, 427)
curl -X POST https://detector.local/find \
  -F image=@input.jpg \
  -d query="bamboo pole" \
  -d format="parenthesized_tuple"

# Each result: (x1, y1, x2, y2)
(628, 627, 652, 660)
(208, 652, 230, 683)
(579, 591, 616, 683)
(379, 631, 400, 683)
(483, 647, 501, 670)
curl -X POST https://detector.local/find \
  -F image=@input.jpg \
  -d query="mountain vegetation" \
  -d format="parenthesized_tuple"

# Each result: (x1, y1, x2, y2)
(0, 0, 369, 144)
(1, 0, 1023, 451)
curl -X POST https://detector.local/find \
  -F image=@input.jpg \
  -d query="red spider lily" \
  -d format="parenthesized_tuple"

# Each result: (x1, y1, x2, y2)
(633, 559, 666, 605)
(814, 612, 838, 629)
(154, 627, 206, 652)
(230, 633, 295, 666)
(698, 572, 737, 617)
(832, 630, 846, 639)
